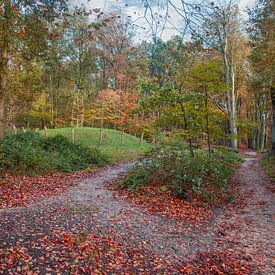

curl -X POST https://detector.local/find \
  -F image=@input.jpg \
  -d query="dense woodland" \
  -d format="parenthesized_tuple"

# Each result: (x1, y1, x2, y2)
(0, 0, 274, 152)
(1, 1, 275, 274)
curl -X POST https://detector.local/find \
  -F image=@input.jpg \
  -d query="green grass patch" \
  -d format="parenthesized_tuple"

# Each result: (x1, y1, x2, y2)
(261, 154, 275, 182)
(44, 127, 152, 163)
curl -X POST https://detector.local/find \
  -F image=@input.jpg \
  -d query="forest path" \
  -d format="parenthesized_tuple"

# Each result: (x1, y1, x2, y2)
(0, 152, 274, 273)
(211, 152, 275, 274)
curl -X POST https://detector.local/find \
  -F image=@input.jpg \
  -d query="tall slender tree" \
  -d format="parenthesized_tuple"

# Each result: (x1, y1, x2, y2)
(247, 0, 275, 152)
(203, 0, 241, 150)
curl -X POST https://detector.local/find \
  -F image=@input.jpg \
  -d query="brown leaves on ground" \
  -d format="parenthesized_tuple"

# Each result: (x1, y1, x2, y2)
(178, 249, 258, 274)
(0, 157, 273, 274)
(110, 182, 213, 224)
(0, 230, 257, 274)
(0, 169, 102, 208)
(0, 229, 178, 274)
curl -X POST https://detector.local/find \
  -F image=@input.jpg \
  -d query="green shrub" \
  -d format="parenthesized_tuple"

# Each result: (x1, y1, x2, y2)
(0, 131, 107, 174)
(261, 154, 275, 182)
(121, 141, 242, 202)
(118, 159, 157, 189)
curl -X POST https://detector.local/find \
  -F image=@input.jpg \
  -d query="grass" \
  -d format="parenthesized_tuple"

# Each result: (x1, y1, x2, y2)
(43, 127, 152, 163)
(261, 154, 275, 183)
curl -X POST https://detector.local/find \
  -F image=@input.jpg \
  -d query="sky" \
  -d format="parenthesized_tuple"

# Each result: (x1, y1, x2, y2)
(73, 0, 257, 41)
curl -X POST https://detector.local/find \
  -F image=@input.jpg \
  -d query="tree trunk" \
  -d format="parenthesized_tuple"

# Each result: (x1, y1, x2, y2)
(44, 125, 48, 138)
(50, 75, 54, 128)
(71, 98, 75, 126)
(230, 64, 238, 150)
(179, 102, 194, 157)
(223, 49, 238, 151)
(139, 132, 144, 145)
(72, 127, 75, 144)
(204, 89, 211, 155)
(0, 98, 6, 140)
(0, 49, 8, 140)
(0, 69, 7, 140)
(99, 127, 103, 145)
(0, 0, 12, 140)
(41, 118, 45, 129)
(80, 94, 84, 127)
(120, 130, 124, 144)
(260, 114, 266, 152)
(271, 87, 275, 152)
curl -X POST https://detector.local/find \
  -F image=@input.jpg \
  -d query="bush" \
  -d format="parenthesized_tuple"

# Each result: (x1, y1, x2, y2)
(120, 141, 242, 202)
(0, 132, 107, 174)
(261, 154, 275, 182)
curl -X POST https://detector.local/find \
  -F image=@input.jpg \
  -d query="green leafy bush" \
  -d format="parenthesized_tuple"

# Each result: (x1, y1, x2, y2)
(121, 141, 242, 202)
(0, 132, 107, 174)
(261, 154, 275, 182)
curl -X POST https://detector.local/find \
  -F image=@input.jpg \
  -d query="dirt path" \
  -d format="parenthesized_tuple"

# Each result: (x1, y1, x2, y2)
(0, 155, 274, 274)
(212, 156, 275, 274)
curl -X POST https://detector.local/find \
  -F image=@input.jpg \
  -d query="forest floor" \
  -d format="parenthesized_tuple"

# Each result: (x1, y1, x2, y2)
(0, 151, 274, 274)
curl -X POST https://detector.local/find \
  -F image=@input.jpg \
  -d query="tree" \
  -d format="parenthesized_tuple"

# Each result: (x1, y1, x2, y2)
(94, 14, 135, 90)
(65, 12, 97, 127)
(203, 0, 241, 150)
(0, 0, 68, 139)
(247, 0, 275, 152)
(186, 60, 227, 153)
(6, 60, 44, 127)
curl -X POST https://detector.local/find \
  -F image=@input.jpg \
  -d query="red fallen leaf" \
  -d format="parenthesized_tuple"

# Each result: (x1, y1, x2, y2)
(22, 265, 30, 271)
(109, 183, 213, 224)
(0, 157, 271, 274)
(0, 167, 103, 209)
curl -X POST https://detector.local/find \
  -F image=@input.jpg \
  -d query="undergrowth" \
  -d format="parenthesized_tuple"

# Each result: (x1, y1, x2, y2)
(0, 132, 107, 174)
(261, 154, 275, 182)
(119, 141, 242, 204)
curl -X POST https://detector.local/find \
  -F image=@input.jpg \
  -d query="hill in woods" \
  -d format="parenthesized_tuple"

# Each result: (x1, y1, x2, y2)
(45, 127, 152, 163)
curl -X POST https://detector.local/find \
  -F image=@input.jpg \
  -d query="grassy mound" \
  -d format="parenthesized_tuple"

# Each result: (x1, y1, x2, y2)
(0, 132, 106, 174)
(45, 127, 152, 162)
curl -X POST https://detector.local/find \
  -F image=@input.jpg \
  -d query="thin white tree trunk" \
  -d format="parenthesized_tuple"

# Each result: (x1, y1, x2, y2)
(224, 53, 235, 149)
(230, 62, 238, 150)
(223, 36, 238, 151)
(260, 113, 266, 152)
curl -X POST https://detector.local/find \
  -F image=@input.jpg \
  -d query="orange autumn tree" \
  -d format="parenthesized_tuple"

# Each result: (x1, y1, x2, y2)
(86, 89, 138, 132)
